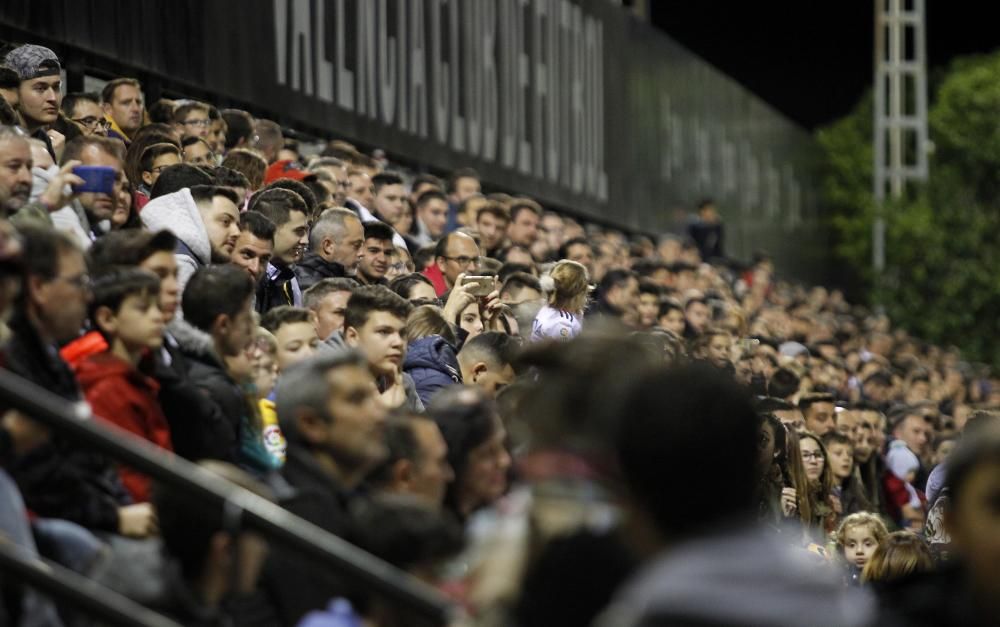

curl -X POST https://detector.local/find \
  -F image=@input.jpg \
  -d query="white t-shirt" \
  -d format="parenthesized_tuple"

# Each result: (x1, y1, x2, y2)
(531, 305, 582, 342)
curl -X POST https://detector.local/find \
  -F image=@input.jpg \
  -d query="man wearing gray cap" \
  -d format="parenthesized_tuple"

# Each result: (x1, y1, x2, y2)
(4, 44, 63, 160)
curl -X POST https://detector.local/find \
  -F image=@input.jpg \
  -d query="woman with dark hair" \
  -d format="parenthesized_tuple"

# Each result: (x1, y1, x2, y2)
(111, 173, 142, 230)
(799, 430, 839, 537)
(426, 386, 511, 520)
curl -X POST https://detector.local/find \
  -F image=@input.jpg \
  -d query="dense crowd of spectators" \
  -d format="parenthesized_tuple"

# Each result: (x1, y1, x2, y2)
(1, 42, 999, 627)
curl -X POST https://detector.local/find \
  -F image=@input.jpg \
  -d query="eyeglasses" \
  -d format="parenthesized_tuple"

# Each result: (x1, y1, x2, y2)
(801, 452, 825, 461)
(72, 117, 112, 132)
(182, 118, 210, 127)
(441, 255, 481, 267)
(150, 165, 173, 174)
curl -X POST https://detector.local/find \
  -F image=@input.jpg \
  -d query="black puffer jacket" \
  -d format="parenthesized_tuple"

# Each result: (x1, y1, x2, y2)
(173, 324, 244, 466)
(148, 334, 238, 463)
(292, 252, 350, 291)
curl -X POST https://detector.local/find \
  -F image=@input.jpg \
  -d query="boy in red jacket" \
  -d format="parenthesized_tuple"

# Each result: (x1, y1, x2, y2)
(73, 267, 172, 503)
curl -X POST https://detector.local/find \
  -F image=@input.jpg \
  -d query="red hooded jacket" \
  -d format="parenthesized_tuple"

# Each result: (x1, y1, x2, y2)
(73, 351, 173, 503)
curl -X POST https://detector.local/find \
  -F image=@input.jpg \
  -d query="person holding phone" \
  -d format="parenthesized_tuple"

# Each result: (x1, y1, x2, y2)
(45, 135, 124, 248)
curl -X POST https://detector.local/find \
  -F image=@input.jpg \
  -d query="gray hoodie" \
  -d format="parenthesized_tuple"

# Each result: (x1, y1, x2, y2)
(596, 525, 875, 627)
(140, 188, 210, 295)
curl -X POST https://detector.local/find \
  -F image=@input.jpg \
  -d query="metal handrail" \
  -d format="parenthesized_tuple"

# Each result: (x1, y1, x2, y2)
(0, 538, 182, 627)
(0, 368, 453, 624)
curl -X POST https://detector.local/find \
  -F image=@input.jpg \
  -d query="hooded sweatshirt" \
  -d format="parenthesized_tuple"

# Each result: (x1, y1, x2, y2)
(596, 525, 875, 627)
(74, 351, 173, 503)
(140, 188, 211, 295)
(403, 335, 462, 406)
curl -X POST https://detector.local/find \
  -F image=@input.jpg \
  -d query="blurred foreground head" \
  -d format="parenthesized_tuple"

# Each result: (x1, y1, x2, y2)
(615, 362, 761, 542)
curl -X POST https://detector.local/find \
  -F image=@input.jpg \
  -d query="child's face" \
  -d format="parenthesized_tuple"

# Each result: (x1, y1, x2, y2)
(114, 293, 165, 351)
(844, 525, 879, 568)
(828, 443, 854, 480)
(274, 322, 320, 371)
(252, 349, 278, 400)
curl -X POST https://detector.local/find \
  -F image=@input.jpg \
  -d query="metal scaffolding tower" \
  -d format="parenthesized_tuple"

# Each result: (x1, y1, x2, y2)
(873, 0, 929, 274)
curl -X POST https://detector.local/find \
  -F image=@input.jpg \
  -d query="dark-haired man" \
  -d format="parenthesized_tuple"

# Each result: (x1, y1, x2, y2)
(507, 199, 542, 248)
(684, 296, 711, 338)
(148, 163, 214, 200)
(222, 109, 255, 151)
(558, 237, 595, 276)
(800, 393, 836, 436)
(457, 332, 518, 398)
(231, 211, 275, 283)
(476, 202, 509, 258)
(265, 352, 387, 624)
(413, 189, 449, 246)
(249, 188, 310, 312)
(357, 221, 396, 286)
(62, 92, 108, 136)
(368, 416, 453, 507)
(592, 269, 638, 323)
(180, 265, 257, 463)
(141, 185, 242, 294)
(371, 172, 406, 225)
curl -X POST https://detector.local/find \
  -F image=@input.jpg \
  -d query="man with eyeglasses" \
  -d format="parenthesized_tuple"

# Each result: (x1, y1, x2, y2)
(423, 231, 481, 296)
(2, 225, 160, 544)
(62, 93, 110, 136)
(173, 102, 212, 139)
(101, 77, 144, 143)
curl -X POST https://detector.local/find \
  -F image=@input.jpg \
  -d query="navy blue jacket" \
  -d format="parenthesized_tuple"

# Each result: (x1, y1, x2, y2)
(403, 336, 462, 406)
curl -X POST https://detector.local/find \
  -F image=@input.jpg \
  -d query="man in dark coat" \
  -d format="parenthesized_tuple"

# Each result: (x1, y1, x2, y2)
(1, 226, 143, 535)
(294, 207, 364, 290)
(178, 265, 257, 466)
(262, 351, 388, 625)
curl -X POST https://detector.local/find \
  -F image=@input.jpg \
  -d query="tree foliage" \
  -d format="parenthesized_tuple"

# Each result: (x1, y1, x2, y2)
(817, 51, 1000, 367)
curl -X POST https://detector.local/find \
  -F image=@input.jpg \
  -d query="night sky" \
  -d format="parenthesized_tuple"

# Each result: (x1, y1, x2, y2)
(650, 2, 1000, 130)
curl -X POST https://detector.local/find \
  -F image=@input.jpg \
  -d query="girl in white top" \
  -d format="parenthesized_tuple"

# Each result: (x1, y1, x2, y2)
(531, 260, 590, 342)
